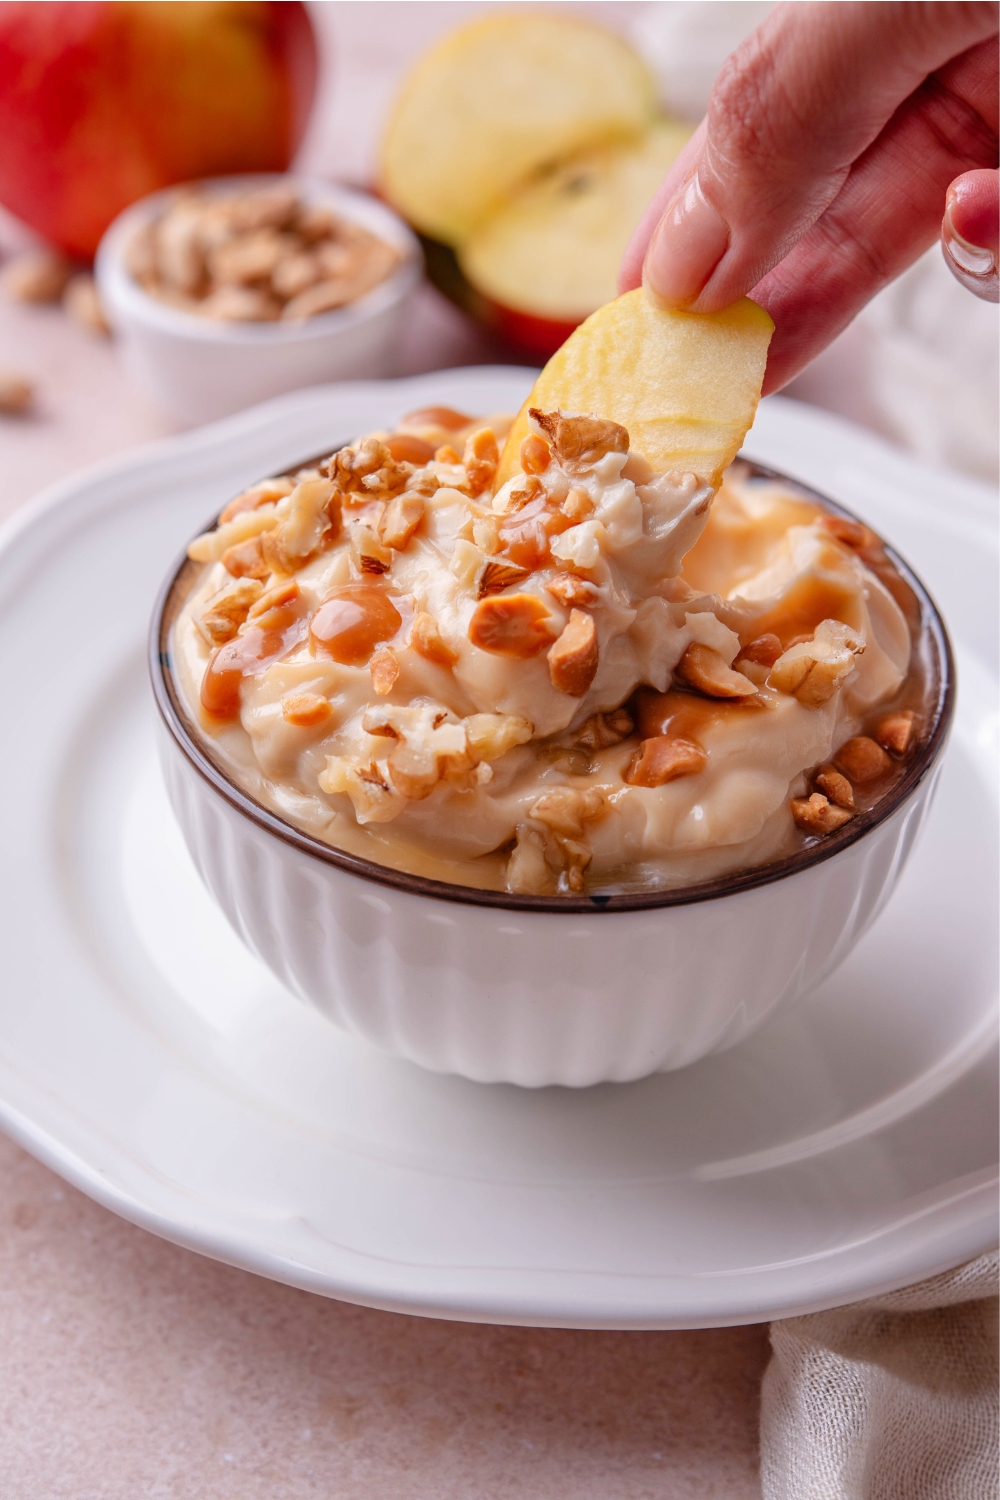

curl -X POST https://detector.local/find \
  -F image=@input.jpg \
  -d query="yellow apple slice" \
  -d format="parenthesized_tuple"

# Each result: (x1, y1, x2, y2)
(459, 120, 692, 322)
(496, 289, 774, 491)
(379, 13, 656, 245)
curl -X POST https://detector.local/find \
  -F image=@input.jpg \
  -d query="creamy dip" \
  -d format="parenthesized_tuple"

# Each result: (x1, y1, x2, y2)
(171, 405, 921, 894)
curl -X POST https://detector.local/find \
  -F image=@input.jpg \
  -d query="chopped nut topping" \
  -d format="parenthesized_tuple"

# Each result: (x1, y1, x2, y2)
(370, 645, 400, 696)
(246, 579, 301, 631)
(676, 642, 758, 699)
(188, 504, 279, 563)
(434, 444, 461, 465)
(561, 486, 595, 522)
(350, 522, 392, 575)
(875, 710, 916, 756)
(478, 558, 531, 598)
(530, 786, 605, 838)
(471, 514, 503, 554)
(329, 437, 412, 502)
(791, 792, 853, 834)
(219, 478, 294, 525)
(198, 578, 264, 644)
(462, 428, 499, 496)
(378, 492, 425, 550)
(738, 633, 783, 667)
(815, 766, 855, 809)
(546, 572, 599, 610)
(833, 736, 892, 783)
(495, 473, 544, 515)
(318, 757, 402, 823)
(768, 620, 864, 707)
(575, 707, 634, 752)
(519, 434, 551, 475)
(410, 611, 458, 666)
(547, 609, 599, 697)
(465, 713, 533, 761)
(469, 593, 554, 658)
(268, 477, 340, 573)
(528, 786, 606, 892)
(624, 735, 707, 787)
(528, 408, 629, 467)
(281, 693, 332, 728)
(221, 536, 270, 579)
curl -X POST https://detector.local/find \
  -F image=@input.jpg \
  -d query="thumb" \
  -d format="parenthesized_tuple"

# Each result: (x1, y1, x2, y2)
(942, 167, 999, 299)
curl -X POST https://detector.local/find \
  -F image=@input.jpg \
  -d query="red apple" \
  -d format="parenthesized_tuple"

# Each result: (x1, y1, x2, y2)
(0, 1, 318, 260)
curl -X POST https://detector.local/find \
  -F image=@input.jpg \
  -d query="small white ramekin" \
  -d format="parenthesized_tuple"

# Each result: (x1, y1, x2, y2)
(96, 175, 422, 425)
(150, 472, 954, 1089)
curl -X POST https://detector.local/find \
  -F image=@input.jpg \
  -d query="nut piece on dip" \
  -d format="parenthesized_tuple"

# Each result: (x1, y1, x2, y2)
(170, 291, 924, 896)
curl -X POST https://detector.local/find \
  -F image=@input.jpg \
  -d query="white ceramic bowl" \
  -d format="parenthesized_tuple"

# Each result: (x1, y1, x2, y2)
(96, 175, 423, 425)
(151, 466, 954, 1088)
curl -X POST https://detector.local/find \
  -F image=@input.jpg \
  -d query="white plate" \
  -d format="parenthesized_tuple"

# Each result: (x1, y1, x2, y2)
(1, 370, 996, 1329)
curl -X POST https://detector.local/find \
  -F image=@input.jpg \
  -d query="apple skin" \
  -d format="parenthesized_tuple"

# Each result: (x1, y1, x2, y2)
(0, 1, 318, 260)
(420, 235, 580, 362)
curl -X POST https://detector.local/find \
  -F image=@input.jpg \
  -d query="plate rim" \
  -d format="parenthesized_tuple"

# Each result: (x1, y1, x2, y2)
(0, 369, 996, 1328)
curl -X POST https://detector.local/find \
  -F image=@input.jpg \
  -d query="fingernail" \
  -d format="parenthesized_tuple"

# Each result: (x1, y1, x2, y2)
(642, 175, 730, 308)
(942, 197, 995, 278)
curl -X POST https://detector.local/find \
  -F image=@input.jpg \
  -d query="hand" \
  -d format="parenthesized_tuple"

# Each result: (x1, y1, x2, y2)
(619, 2, 999, 393)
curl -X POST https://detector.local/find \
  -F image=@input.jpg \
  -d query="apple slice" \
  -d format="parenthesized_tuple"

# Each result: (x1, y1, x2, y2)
(459, 120, 692, 323)
(496, 289, 774, 491)
(379, 12, 656, 245)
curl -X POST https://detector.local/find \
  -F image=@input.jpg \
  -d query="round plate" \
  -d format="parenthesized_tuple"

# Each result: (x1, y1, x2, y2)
(0, 369, 996, 1328)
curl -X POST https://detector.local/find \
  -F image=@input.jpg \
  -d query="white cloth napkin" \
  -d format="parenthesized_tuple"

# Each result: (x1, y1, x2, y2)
(761, 1253, 999, 1499)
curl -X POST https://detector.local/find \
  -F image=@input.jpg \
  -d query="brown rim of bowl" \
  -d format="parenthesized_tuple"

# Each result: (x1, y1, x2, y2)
(150, 454, 955, 914)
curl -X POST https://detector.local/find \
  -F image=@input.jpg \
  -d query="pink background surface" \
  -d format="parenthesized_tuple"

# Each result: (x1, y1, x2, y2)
(0, 5, 993, 1494)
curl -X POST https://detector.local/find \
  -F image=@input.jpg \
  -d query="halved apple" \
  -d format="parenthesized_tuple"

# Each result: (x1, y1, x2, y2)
(379, 12, 656, 245)
(496, 289, 774, 490)
(459, 121, 692, 323)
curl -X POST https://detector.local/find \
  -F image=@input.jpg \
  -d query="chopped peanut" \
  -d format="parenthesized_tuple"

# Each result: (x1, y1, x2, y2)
(676, 642, 758, 699)
(815, 766, 855, 810)
(219, 478, 294, 525)
(546, 572, 599, 609)
(198, 578, 264, 644)
(625, 735, 707, 787)
(282, 693, 332, 727)
(520, 434, 551, 475)
(434, 444, 461, 465)
(547, 609, 599, 697)
(221, 536, 270, 579)
(791, 792, 853, 834)
(246, 579, 301, 632)
(561, 487, 595, 522)
(478, 559, 531, 598)
(370, 645, 400, 696)
(410, 611, 458, 666)
(350, 522, 392, 575)
(465, 713, 533, 760)
(738, 633, 783, 667)
(495, 473, 544, 515)
(462, 428, 499, 495)
(875, 710, 916, 756)
(833, 736, 892, 783)
(379, 492, 425, 550)
(469, 593, 553, 658)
